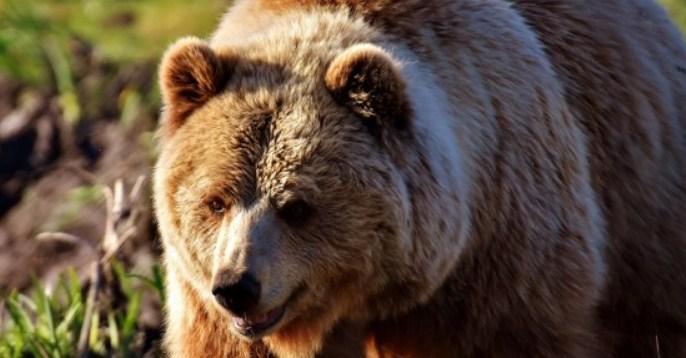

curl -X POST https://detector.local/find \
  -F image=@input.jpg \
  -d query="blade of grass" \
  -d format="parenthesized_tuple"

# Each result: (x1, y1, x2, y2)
(120, 292, 140, 343)
(5, 294, 34, 336)
(16, 294, 37, 313)
(88, 311, 99, 353)
(107, 312, 119, 350)
(42, 36, 80, 124)
(32, 278, 59, 356)
(5, 294, 50, 357)
(112, 261, 133, 297)
(55, 301, 81, 336)
(66, 268, 82, 306)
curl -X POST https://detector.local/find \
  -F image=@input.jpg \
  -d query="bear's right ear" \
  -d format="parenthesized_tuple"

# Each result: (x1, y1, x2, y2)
(159, 37, 232, 136)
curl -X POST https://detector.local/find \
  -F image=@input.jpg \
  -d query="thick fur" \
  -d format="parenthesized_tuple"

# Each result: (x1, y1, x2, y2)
(154, 0, 686, 357)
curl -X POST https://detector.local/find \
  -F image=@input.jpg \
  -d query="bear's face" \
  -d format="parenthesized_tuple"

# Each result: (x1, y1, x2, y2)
(155, 37, 415, 345)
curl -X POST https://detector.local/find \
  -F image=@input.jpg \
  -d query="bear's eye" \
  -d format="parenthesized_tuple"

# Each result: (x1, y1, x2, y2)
(208, 197, 227, 216)
(278, 199, 313, 227)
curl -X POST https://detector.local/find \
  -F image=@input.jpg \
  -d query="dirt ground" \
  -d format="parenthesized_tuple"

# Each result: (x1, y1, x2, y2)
(0, 40, 160, 294)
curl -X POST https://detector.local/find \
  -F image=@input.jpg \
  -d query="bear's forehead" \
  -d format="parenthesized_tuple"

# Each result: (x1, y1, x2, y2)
(165, 87, 362, 202)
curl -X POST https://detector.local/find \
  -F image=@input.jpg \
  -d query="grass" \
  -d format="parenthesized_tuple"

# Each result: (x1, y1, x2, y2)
(0, 0, 226, 132)
(0, 0, 226, 85)
(0, 263, 165, 357)
(1, 174, 153, 357)
(663, 0, 686, 31)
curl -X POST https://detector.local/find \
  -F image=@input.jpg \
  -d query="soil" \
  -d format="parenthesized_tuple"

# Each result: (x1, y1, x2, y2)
(0, 37, 160, 295)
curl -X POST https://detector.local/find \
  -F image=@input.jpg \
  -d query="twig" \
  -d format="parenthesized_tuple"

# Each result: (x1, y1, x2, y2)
(35, 232, 97, 253)
(73, 177, 145, 358)
(129, 176, 146, 203)
(100, 227, 137, 265)
(76, 261, 102, 357)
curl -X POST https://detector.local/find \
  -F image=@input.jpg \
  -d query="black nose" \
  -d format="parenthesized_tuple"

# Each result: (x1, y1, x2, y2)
(212, 272, 261, 315)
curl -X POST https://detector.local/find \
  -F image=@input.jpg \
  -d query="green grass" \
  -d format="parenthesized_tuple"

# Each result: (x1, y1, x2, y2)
(64, 0, 227, 62)
(0, 0, 226, 85)
(0, 263, 165, 358)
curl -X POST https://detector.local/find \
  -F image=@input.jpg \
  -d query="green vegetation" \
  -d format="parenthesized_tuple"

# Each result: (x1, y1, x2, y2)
(663, 0, 686, 31)
(0, 0, 225, 129)
(0, 0, 225, 85)
(0, 264, 164, 358)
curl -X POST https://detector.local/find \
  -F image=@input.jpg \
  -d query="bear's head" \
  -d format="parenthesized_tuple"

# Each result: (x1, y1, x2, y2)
(154, 16, 464, 356)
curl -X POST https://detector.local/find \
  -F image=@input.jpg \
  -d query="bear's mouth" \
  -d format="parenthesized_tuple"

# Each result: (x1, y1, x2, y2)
(232, 305, 286, 338)
(231, 283, 307, 339)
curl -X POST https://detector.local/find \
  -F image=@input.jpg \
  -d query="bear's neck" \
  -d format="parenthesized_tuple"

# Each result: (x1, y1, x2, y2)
(364, 267, 474, 357)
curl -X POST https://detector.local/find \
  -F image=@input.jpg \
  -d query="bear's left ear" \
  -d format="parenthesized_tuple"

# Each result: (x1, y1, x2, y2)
(324, 44, 411, 136)
(159, 37, 233, 136)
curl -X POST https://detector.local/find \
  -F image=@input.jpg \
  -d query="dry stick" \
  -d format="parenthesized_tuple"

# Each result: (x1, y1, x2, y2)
(74, 176, 145, 358)
(76, 260, 102, 358)
(35, 232, 96, 250)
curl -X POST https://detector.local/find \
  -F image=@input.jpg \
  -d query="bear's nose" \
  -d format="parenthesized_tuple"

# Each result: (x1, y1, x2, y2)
(212, 272, 261, 316)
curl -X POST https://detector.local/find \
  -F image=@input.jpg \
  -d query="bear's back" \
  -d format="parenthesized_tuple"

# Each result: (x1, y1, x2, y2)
(516, 1, 686, 349)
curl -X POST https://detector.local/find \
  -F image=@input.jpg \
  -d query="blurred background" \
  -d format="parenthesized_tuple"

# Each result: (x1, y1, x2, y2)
(0, 0, 226, 356)
(0, 0, 684, 356)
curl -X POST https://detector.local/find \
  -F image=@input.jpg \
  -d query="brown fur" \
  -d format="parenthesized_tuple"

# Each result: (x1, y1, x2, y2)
(324, 44, 411, 135)
(159, 37, 233, 136)
(154, 0, 686, 357)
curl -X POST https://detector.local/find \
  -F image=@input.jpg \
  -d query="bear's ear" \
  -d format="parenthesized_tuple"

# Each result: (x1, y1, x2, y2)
(159, 37, 232, 135)
(324, 43, 411, 136)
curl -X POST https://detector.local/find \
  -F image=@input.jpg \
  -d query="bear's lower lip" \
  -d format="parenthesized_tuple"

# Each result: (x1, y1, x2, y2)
(232, 305, 286, 337)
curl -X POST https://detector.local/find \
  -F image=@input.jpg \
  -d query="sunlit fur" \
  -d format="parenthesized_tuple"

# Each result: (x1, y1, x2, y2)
(154, 0, 686, 357)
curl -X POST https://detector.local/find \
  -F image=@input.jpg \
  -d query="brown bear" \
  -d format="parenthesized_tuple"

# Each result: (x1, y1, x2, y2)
(153, 0, 686, 357)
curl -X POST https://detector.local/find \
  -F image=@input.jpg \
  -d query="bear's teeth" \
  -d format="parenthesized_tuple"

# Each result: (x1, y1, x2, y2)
(235, 311, 269, 326)
(233, 306, 285, 334)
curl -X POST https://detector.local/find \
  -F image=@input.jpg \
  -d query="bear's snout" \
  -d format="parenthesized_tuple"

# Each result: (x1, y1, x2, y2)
(212, 271, 261, 316)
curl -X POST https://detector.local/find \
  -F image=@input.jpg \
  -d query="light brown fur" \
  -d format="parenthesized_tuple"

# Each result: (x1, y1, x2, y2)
(154, 0, 686, 357)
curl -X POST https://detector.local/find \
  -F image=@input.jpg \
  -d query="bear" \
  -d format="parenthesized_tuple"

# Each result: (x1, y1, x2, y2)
(152, 0, 686, 357)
